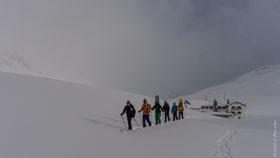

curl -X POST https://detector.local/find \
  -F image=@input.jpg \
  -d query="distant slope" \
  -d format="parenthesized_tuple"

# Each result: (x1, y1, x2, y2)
(0, 53, 96, 88)
(0, 52, 40, 76)
(176, 64, 280, 115)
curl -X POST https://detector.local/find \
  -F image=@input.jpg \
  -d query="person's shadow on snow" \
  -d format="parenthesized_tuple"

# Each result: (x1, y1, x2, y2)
(81, 117, 123, 130)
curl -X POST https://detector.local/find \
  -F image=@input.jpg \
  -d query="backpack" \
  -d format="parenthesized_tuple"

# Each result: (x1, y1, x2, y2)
(153, 104, 162, 113)
(172, 105, 178, 112)
(163, 104, 169, 112)
(178, 105, 184, 112)
(179, 98, 183, 104)
(130, 105, 136, 117)
(141, 103, 151, 115)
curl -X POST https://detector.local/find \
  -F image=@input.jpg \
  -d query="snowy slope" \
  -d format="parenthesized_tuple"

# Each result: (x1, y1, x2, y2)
(0, 71, 225, 158)
(1, 64, 279, 158)
(173, 64, 280, 158)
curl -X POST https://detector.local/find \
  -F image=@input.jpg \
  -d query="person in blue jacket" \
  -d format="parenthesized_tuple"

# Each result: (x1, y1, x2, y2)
(171, 102, 178, 121)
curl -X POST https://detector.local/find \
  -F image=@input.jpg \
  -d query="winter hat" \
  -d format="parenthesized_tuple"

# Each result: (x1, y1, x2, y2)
(173, 102, 176, 106)
(143, 98, 147, 103)
(127, 100, 131, 104)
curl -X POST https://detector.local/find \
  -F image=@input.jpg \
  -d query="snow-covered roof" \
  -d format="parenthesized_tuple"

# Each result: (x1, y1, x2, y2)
(228, 102, 247, 107)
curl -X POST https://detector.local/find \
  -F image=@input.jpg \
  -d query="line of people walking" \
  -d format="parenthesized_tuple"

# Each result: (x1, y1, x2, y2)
(121, 96, 185, 130)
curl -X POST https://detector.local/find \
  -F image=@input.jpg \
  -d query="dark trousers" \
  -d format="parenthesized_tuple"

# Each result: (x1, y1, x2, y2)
(173, 112, 178, 121)
(142, 115, 151, 127)
(164, 112, 170, 122)
(179, 112, 184, 120)
(127, 116, 132, 130)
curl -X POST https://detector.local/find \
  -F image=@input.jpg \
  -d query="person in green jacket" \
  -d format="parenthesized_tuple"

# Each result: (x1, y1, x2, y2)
(152, 100, 163, 125)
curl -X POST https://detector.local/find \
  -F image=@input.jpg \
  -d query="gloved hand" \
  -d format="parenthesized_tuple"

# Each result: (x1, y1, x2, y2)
(120, 113, 123, 116)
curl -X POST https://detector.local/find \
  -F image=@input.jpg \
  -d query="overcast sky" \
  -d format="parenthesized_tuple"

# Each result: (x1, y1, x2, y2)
(0, 0, 280, 98)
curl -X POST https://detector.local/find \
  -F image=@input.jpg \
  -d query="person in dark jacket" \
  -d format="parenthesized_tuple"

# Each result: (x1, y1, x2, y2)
(152, 100, 163, 125)
(171, 102, 178, 121)
(163, 101, 170, 123)
(121, 100, 136, 130)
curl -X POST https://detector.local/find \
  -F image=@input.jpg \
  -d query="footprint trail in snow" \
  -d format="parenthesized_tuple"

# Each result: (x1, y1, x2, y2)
(216, 128, 237, 158)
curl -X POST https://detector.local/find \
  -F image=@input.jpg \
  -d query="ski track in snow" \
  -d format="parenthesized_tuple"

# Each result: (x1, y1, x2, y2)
(216, 128, 237, 158)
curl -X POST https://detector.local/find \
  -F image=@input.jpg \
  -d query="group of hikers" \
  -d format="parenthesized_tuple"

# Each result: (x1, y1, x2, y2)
(120, 96, 185, 130)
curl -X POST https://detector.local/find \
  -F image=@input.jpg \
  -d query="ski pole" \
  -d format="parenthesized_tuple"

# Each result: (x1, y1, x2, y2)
(138, 112, 143, 127)
(121, 116, 127, 129)
(133, 117, 139, 127)
(150, 111, 153, 125)
(138, 112, 142, 119)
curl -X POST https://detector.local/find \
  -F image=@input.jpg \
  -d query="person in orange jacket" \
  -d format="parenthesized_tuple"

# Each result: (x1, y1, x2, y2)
(138, 98, 152, 127)
(178, 101, 184, 120)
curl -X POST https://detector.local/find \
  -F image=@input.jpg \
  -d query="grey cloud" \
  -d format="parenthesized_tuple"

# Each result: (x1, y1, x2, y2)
(0, 0, 279, 98)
